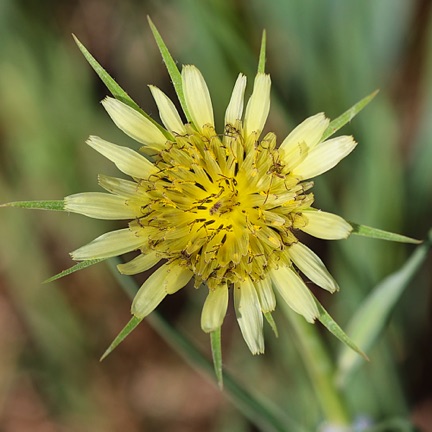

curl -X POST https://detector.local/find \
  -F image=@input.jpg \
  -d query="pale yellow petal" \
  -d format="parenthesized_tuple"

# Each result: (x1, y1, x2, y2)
(271, 266, 318, 323)
(70, 228, 144, 260)
(149, 85, 186, 135)
(182, 65, 214, 130)
(98, 175, 141, 197)
(234, 279, 264, 355)
(201, 283, 229, 333)
(279, 113, 329, 171)
(280, 141, 309, 172)
(102, 97, 166, 149)
(255, 276, 276, 313)
(301, 210, 353, 240)
(289, 242, 339, 293)
(131, 266, 168, 318)
(243, 73, 271, 137)
(87, 136, 157, 179)
(280, 113, 329, 152)
(132, 261, 193, 317)
(117, 251, 161, 275)
(164, 263, 194, 294)
(65, 192, 138, 220)
(292, 136, 357, 180)
(224, 74, 247, 127)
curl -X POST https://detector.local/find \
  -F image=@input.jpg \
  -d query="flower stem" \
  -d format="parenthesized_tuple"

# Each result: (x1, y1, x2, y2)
(282, 303, 351, 427)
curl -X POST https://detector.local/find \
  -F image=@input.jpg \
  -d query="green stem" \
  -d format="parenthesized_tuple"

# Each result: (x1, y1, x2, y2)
(282, 304, 351, 427)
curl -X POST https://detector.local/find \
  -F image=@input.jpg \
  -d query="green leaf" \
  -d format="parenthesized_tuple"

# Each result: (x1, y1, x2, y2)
(100, 315, 143, 361)
(43, 258, 106, 284)
(73, 34, 167, 135)
(321, 90, 379, 141)
(257, 30, 267, 74)
(336, 231, 431, 385)
(316, 299, 368, 361)
(1, 200, 64, 211)
(147, 17, 192, 123)
(280, 300, 351, 425)
(350, 222, 421, 244)
(264, 312, 278, 337)
(210, 328, 223, 389)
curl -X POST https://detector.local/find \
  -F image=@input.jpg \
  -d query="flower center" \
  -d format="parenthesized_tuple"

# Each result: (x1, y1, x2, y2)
(137, 125, 314, 289)
(209, 182, 238, 216)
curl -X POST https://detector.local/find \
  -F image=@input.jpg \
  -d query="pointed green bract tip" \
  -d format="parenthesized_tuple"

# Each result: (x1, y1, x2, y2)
(72, 33, 81, 48)
(72, 30, 167, 137)
(147, 15, 155, 29)
(321, 89, 379, 141)
(316, 298, 369, 362)
(100, 315, 143, 361)
(1, 200, 65, 211)
(257, 29, 267, 74)
(210, 328, 223, 389)
(350, 222, 422, 244)
(264, 312, 279, 338)
(43, 258, 106, 284)
(147, 16, 192, 124)
(72, 32, 134, 106)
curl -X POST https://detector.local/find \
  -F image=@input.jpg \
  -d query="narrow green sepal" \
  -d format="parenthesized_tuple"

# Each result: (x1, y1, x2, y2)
(337, 233, 431, 385)
(147, 17, 192, 124)
(72, 34, 167, 136)
(100, 315, 143, 361)
(210, 328, 223, 389)
(1, 200, 64, 211)
(315, 297, 368, 362)
(43, 258, 106, 284)
(321, 90, 379, 141)
(257, 30, 267, 74)
(73, 34, 139, 111)
(264, 312, 278, 338)
(350, 222, 421, 244)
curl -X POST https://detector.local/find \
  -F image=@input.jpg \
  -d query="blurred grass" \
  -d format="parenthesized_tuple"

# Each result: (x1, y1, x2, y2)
(0, 0, 431, 431)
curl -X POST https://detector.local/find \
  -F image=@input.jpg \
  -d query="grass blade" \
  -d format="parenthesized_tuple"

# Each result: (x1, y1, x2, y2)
(337, 229, 432, 386)
(280, 300, 351, 426)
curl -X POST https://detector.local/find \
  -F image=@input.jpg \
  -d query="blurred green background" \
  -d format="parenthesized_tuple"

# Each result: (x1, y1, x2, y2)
(0, 0, 431, 431)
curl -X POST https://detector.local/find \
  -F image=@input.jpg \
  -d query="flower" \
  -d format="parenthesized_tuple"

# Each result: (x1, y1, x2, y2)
(64, 61, 357, 355)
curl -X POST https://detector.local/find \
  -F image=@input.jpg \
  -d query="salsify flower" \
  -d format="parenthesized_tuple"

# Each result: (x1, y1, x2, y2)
(62, 43, 358, 356)
(3, 23, 417, 371)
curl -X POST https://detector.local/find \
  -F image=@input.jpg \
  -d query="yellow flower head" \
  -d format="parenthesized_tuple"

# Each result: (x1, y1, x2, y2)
(65, 55, 357, 354)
